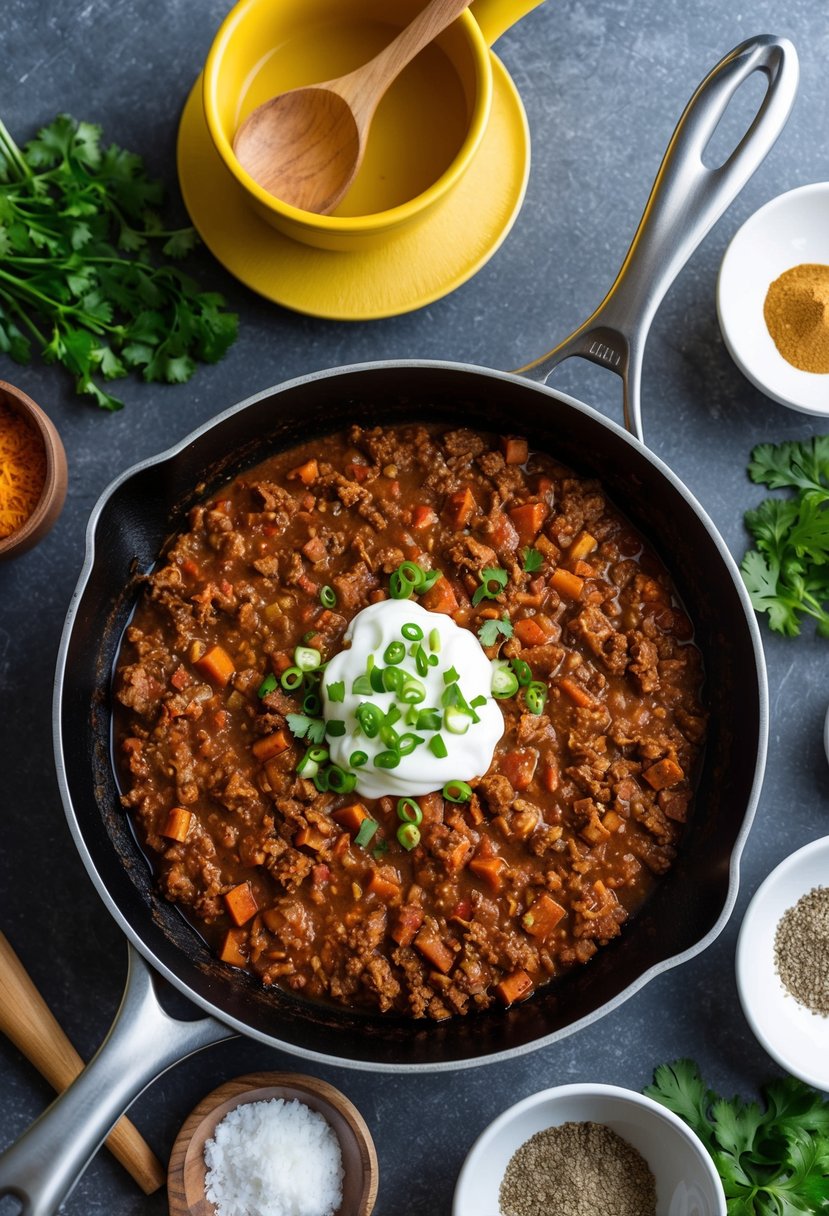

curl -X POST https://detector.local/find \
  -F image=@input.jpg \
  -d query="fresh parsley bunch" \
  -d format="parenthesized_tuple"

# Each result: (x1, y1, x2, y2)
(0, 114, 237, 409)
(646, 1060, 829, 1214)
(740, 437, 829, 637)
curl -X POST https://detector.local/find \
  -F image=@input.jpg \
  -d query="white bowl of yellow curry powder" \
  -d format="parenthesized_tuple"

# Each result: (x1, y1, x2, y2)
(718, 182, 829, 415)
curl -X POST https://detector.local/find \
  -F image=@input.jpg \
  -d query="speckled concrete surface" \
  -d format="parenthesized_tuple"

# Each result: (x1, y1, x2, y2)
(1, 1, 828, 1213)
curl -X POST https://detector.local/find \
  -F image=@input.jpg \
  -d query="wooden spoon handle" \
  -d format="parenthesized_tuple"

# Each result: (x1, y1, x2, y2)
(0, 932, 165, 1195)
(340, 0, 472, 124)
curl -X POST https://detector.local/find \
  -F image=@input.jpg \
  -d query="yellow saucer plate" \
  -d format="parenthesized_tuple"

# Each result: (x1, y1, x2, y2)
(176, 59, 530, 321)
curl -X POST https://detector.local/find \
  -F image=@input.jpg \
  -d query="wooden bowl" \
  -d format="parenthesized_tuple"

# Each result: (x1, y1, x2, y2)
(0, 380, 67, 561)
(167, 1072, 379, 1216)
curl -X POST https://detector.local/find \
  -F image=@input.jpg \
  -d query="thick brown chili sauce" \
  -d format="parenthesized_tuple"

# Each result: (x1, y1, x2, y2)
(113, 424, 707, 1021)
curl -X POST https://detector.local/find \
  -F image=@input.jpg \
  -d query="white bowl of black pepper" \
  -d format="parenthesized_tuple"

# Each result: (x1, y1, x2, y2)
(717, 181, 829, 415)
(736, 835, 829, 1092)
(452, 1082, 726, 1216)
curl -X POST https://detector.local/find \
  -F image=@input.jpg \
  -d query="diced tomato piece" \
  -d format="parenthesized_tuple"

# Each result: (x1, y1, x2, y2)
(302, 536, 326, 563)
(411, 504, 437, 530)
(391, 905, 425, 946)
(170, 665, 189, 691)
(449, 898, 473, 923)
(499, 748, 538, 791)
(508, 502, 547, 544)
(414, 928, 455, 973)
(345, 462, 371, 482)
(311, 863, 331, 886)
(286, 459, 318, 485)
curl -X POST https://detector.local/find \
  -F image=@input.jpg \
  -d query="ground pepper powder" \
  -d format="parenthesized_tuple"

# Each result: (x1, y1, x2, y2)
(499, 1120, 656, 1216)
(774, 885, 829, 1016)
(763, 263, 829, 374)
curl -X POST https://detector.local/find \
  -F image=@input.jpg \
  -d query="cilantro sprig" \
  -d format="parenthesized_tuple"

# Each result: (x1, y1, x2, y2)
(521, 546, 543, 573)
(477, 614, 514, 647)
(740, 437, 829, 637)
(0, 114, 237, 409)
(646, 1060, 829, 1214)
(285, 713, 326, 744)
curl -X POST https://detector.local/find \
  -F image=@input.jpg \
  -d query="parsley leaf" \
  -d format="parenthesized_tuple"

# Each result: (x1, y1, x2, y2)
(477, 615, 514, 647)
(285, 713, 326, 744)
(741, 438, 829, 637)
(522, 546, 543, 573)
(0, 113, 237, 409)
(471, 567, 509, 606)
(645, 1061, 829, 1214)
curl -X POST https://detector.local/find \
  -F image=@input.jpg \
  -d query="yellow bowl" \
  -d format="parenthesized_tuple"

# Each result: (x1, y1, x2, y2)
(202, 0, 543, 251)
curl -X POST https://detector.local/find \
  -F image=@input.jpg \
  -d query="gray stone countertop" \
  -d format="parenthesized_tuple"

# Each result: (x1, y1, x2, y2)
(1, 0, 828, 1213)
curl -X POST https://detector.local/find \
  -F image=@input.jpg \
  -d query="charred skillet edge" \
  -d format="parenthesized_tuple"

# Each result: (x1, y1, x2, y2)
(52, 360, 769, 1073)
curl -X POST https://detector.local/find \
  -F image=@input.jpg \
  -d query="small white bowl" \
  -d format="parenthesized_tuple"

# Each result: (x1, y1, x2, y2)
(453, 1083, 726, 1216)
(717, 182, 829, 415)
(736, 836, 829, 1091)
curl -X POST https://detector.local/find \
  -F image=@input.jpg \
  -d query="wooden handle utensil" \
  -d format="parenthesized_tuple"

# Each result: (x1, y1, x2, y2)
(0, 931, 165, 1195)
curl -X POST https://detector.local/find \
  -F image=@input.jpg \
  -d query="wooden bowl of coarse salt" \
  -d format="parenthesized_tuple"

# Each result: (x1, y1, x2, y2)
(167, 1072, 378, 1216)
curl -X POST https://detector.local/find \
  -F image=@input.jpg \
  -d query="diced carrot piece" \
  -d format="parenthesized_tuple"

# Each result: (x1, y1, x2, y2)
(602, 810, 623, 832)
(332, 802, 370, 834)
(522, 893, 566, 940)
(224, 882, 258, 927)
(420, 577, 458, 615)
(411, 504, 437, 530)
(488, 512, 520, 552)
(161, 807, 192, 842)
(550, 567, 585, 601)
(286, 458, 318, 485)
(508, 502, 547, 544)
(642, 757, 684, 791)
(514, 616, 553, 647)
(302, 536, 326, 563)
(270, 651, 293, 674)
(417, 792, 445, 824)
(414, 928, 455, 973)
(495, 969, 533, 1006)
(366, 871, 402, 902)
(443, 487, 476, 529)
(558, 677, 595, 708)
(573, 560, 595, 579)
(391, 905, 424, 946)
(294, 825, 327, 851)
(218, 929, 247, 967)
(195, 644, 235, 687)
(499, 748, 538, 791)
(469, 855, 506, 893)
(568, 530, 597, 562)
(444, 837, 473, 874)
(541, 761, 559, 793)
(251, 730, 290, 762)
(500, 436, 528, 465)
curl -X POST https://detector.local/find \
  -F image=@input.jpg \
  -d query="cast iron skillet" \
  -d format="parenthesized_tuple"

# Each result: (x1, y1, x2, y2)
(0, 35, 792, 1216)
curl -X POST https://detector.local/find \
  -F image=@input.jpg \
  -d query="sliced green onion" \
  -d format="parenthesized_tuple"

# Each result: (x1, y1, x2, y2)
(379, 725, 400, 748)
(511, 658, 533, 687)
(471, 566, 509, 606)
(302, 630, 316, 644)
(444, 707, 473, 735)
(356, 703, 382, 737)
(491, 661, 519, 700)
(372, 839, 389, 859)
(397, 823, 421, 850)
(257, 672, 278, 698)
(401, 622, 423, 641)
(370, 665, 386, 693)
(352, 674, 373, 696)
(349, 750, 368, 768)
(443, 779, 472, 803)
(443, 666, 460, 685)
(397, 732, 424, 756)
(294, 646, 321, 672)
(414, 645, 429, 676)
(320, 585, 337, 608)
(307, 746, 329, 764)
(302, 692, 322, 716)
(429, 734, 448, 759)
(525, 681, 548, 715)
(470, 694, 487, 709)
(382, 666, 405, 693)
(326, 719, 346, 737)
(355, 819, 378, 848)
(385, 704, 402, 727)
(428, 628, 441, 652)
(400, 677, 426, 704)
(415, 709, 442, 731)
(296, 751, 319, 778)
(418, 570, 440, 592)
(281, 666, 304, 691)
(397, 797, 423, 825)
(383, 641, 406, 665)
(327, 765, 356, 793)
(313, 769, 330, 792)
(326, 680, 345, 703)
(398, 560, 424, 587)
(374, 749, 401, 769)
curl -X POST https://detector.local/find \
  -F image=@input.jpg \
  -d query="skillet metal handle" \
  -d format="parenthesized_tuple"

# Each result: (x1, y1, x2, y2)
(0, 945, 234, 1216)
(517, 34, 799, 440)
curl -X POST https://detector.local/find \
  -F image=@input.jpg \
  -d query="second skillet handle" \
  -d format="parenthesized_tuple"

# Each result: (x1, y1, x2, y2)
(518, 34, 799, 440)
(0, 945, 234, 1216)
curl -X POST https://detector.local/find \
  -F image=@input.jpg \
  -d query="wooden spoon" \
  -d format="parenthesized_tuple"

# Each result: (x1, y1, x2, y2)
(232, 0, 472, 214)
(0, 931, 164, 1194)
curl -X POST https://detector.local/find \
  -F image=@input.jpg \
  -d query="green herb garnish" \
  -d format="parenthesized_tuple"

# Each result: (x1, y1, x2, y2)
(522, 546, 544, 573)
(0, 114, 237, 410)
(477, 615, 514, 647)
(285, 713, 326, 744)
(471, 566, 509, 605)
(741, 437, 829, 637)
(645, 1059, 829, 1214)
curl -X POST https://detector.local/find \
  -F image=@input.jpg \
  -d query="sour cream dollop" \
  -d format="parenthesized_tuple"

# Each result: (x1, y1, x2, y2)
(321, 600, 504, 799)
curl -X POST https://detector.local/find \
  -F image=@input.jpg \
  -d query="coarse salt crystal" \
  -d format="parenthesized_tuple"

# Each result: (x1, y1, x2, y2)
(204, 1096, 344, 1216)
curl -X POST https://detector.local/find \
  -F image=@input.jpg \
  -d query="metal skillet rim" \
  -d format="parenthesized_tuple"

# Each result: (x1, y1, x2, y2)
(52, 358, 770, 1073)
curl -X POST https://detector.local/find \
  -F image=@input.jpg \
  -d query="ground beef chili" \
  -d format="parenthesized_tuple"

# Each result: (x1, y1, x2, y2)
(114, 424, 707, 1021)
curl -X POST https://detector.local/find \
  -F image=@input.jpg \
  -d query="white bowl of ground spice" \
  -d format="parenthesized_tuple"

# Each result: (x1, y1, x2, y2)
(453, 1082, 726, 1216)
(717, 182, 829, 415)
(736, 835, 829, 1091)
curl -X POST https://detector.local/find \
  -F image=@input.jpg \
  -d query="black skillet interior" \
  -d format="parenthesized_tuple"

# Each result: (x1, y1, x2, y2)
(58, 363, 763, 1068)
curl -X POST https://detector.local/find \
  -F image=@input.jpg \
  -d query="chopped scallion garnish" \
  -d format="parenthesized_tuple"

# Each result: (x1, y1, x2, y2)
(325, 719, 346, 737)
(355, 819, 378, 847)
(401, 622, 423, 641)
(320, 585, 337, 608)
(326, 680, 345, 703)
(491, 661, 519, 699)
(525, 681, 548, 715)
(444, 706, 473, 735)
(397, 822, 421, 850)
(443, 780, 472, 803)
(257, 672, 278, 698)
(294, 645, 321, 672)
(397, 797, 423, 825)
(281, 666, 304, 691)
(429, 734, 448, 758)
(383, 641, 406, 665)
